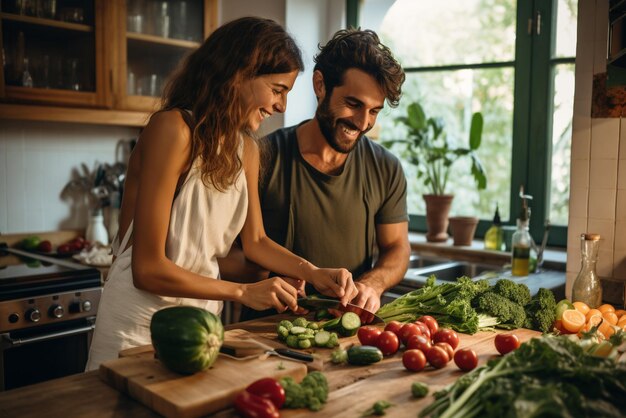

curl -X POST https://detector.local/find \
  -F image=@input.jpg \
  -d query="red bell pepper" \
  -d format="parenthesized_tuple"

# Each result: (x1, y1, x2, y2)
(245, 377, 286, 409)
(234, 390, 279, 418)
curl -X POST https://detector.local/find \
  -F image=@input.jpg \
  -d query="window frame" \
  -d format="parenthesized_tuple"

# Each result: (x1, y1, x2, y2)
(347, 0, 573, 247)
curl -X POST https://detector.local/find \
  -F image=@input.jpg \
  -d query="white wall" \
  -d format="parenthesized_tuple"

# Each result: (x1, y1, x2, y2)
(0, 121, 138, 234)
(0, 0, 343, 235)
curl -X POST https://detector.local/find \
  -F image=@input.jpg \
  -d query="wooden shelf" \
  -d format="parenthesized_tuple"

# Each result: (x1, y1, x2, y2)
(126, 32, 200, 49)
(1, 12, 93, 32)
(0, 103, 149, 127)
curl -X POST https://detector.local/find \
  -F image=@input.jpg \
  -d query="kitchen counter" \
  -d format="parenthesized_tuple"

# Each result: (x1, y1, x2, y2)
(0, 315, 540, 418)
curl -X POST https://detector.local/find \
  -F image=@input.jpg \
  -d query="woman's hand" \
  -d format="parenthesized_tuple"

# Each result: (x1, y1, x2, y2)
(239, 277, 301, 313)
(309, 268, 358, 306)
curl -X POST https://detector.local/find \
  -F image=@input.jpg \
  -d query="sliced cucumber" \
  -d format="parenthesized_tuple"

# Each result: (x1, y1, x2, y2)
(339, 312, 361, 337)
(314, 330, 331, 347)
(321, 317, 341, 331)
(290, 326, 307, 335)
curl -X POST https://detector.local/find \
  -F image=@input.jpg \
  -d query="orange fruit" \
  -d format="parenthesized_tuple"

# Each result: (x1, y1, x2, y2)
(598, 304, 615, 314)
(586, 309, 602, 321)
(562, 309, 586, 333)
(598, 321, 614, 338)
(603, 311, 618, 325)
(615, 309, 626, 318)
(617, 315, 626, 328)
(572, 301, 590, 315)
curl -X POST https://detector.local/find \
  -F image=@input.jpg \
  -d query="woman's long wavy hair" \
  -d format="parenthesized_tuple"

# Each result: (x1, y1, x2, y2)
(161, 17, 303, 191)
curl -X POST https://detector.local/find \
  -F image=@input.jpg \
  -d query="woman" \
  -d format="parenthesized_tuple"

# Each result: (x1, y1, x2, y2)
(87, 17, 358, 370)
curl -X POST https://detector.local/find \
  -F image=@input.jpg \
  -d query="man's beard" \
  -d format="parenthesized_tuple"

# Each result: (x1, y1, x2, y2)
(315, 94, 370, 154)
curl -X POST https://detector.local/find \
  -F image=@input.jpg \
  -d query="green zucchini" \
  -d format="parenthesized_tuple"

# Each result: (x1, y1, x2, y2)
(321, 317, 341, 331)
(347, 345, 383, 365)
(339, 312, 361, 337)
(290, 326, 307, 335)
(314, 330, 331, 347)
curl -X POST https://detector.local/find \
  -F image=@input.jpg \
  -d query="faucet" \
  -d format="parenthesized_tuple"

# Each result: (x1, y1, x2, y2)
(531, 219, 551, 270)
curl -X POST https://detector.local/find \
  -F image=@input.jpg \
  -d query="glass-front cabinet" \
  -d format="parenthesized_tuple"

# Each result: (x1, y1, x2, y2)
(0, 0, 216, 118)
(0, 0, 105, 107)
(116, 0, 214, 111)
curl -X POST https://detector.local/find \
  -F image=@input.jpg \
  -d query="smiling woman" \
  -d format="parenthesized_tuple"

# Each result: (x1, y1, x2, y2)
(86, 16, 359, 371)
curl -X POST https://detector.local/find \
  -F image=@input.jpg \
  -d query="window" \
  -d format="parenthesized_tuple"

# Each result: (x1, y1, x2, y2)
(348, 0, 577, 247)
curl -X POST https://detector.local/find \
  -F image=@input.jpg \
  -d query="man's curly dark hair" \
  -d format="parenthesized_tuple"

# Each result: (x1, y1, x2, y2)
(313, 28, 405, 107)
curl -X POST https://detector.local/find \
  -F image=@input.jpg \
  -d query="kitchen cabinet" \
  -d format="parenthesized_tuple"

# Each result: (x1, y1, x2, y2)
(0, 0, 217, 126)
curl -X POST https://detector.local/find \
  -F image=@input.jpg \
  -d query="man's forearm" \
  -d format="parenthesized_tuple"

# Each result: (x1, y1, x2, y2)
(357, 243, 410, 295)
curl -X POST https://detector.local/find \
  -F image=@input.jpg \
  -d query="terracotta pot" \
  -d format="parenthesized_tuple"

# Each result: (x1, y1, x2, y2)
(449, 216, 479, 246)
(423, 194, 454, 242)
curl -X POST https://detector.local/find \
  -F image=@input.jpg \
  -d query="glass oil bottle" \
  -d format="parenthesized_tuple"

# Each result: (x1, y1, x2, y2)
(484, 204, 504, 251)
(511, 188, 532, 276)
(572, 233, 602, 308)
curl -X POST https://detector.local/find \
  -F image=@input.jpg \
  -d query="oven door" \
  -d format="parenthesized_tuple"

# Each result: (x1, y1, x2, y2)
(0, 318, 95, 391)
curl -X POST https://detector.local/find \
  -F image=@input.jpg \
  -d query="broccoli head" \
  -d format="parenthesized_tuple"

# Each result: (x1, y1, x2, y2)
(473, 291, 526, 328)
(493, 279, 531, 306)
(280, 371, 329, 411)
(524, 288, 556, 333)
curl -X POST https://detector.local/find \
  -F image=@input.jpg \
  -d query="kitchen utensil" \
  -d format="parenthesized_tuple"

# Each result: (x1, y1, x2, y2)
(297, 297, 384, 324)
(220, 334, 313, 362)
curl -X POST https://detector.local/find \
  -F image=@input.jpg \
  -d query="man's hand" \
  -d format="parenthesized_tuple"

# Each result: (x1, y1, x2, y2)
(350, 282, 382, 314)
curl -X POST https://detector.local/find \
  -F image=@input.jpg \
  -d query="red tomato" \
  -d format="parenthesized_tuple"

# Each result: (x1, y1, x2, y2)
(37, 240, 53, 253)
(384, 321, 403, 337)
(432, 328, 459, 349)
(417, 315, 439, 335)
(57, 244, 72, 255)
(245, 377, 285, 409)
(398, 323, 422, 345)
(375, 330, 400, 356)
(413, 321, 431, 340)
(426, 346, 449, 369)
(494, 333, 521, 355)
(234, 390, 279, 418)
(357, 326, 383, 346)
(402, 349, 427, 372)
(406, 334, 432, 352)
(453, 348, 478, 371)
(434, 342, 454, 360)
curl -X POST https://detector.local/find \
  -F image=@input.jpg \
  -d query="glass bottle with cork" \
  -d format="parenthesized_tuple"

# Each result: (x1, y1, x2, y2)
(511, 188, 532, 276)
(571, 233, 602, 308)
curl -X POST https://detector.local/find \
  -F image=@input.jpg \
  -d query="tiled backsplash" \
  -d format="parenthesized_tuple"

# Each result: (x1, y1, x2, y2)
(0, 120, 139, 234)
(567, 0, 626, 306)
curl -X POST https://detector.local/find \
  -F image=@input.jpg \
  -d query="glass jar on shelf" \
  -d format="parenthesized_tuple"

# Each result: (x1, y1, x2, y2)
(571, 233, 602, 308)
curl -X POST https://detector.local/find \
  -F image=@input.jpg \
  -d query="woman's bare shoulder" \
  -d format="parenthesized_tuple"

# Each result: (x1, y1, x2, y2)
(141, 109, 192, 153)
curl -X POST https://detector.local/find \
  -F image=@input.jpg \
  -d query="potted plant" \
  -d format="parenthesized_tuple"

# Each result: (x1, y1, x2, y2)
(383, 101, 487, 242)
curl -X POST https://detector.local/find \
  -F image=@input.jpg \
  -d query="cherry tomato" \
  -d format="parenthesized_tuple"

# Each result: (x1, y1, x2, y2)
(417, 315, 439, 335)
(413, 321, 431, 340)
(402, 349, 427, 372)
(434, 342, 454, 360)
(432, 328, 459, 350)
(375, 330, 400, 356)
(406, 334, 432, 352)
(358, 326, 383, 346)
(453, 348, 478, 371)
(37, 240, 53, 253)
(384, 321, 403, 337)
(398, 323, 422, 345)
(426, 345, 449, 369)
(57, 244, 72, 255)
(234, 390, 279, 418)
(245, 377, 285, 409)
(494, 333, 521, 355)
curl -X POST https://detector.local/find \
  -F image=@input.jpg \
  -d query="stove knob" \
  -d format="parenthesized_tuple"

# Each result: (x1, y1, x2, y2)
(82, 301, 92, 312)
(26, 308, 41, 323)
(8, 313, 20, 324)
(49, 304, 64, 319)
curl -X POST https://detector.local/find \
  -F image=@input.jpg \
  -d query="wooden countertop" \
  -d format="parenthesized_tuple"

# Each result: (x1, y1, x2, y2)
(0, 315, 540, 418)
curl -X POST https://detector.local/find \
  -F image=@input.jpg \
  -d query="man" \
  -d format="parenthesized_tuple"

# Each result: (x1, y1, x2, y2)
(222, 28, 410, 317)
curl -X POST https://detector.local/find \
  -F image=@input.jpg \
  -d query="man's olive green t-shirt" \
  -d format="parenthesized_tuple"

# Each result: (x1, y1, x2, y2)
(259, 123, 408, 278)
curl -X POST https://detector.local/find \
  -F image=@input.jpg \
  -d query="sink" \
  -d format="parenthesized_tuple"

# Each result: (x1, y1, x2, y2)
(405, 261, 502, 282)
(408, 254, 448, 268)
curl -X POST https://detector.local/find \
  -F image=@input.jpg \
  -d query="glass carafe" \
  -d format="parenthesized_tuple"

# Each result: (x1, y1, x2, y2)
(571, 233, 602, 308)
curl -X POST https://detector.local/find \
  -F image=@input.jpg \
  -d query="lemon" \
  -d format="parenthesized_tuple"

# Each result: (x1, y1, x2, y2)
(555, 299, 575, 321)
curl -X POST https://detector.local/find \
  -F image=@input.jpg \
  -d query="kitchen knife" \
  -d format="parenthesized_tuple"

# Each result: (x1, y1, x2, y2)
(220, 334, 314, 362)
(297, 297, 384, 325)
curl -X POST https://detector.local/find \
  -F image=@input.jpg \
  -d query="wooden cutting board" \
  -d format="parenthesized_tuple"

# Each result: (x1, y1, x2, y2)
(99, 329, 308, 418)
